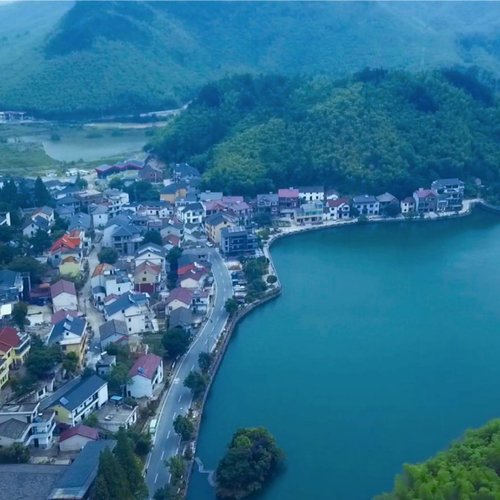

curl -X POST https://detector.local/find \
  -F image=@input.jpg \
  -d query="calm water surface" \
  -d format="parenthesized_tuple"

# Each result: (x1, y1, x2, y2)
(189, 212, 500, 500)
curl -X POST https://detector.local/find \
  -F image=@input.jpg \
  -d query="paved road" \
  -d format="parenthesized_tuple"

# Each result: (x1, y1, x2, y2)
(78, 242, 103, 366)
(146, 249, 233, 497)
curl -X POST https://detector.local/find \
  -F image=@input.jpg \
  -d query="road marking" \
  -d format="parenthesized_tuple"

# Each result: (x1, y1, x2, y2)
(173, 412, 177, 420)
(176, 445, 179, 454)
(191, 364, 195, 370)
(167, 430, 171, 439)
(161, 451, 164, 460)
(178, 394, 182, 402)
(154, 473, 158, 483)
(145, 453, 151, 469)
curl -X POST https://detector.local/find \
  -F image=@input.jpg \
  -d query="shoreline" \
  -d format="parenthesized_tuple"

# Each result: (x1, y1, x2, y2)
(185, 198, 487, 495)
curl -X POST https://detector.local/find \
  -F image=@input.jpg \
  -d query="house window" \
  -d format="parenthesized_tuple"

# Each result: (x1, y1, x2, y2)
(128, 318, 131, 322)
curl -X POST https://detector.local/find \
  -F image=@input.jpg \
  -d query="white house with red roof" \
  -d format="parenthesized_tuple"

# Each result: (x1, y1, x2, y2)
(48, 230, 83, 268)
(179, 267, 207, 290)
(127, 354, 164, 398)
(165, 287, 193, 313)
(326, 197, 351, 220)
(50, 279, 78, 312)
(59, 424, 99, 452)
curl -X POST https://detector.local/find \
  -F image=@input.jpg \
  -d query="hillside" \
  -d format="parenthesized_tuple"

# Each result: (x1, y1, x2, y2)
(376, 420, 500, 499)
(3, 1, 500, 117)
(150, 70, 500, 198)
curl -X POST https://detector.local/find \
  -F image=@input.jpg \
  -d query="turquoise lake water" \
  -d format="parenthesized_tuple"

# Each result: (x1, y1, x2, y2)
(188, 212, 500, 500)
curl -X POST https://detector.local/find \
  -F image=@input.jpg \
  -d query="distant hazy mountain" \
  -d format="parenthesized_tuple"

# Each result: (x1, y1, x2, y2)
(1, 1, 500, 118)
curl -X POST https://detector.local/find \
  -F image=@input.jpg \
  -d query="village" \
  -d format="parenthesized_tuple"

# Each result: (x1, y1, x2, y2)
(0, 156, 466, 499)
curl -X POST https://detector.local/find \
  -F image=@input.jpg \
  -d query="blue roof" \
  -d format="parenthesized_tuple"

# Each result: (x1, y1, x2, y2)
(104, 292, 148, 317)
(54, 375, 106, 412)
(48, 440, 116, 500)
(48, 316, 87, 345)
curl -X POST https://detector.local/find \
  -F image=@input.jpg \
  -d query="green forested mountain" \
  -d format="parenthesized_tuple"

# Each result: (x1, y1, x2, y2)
(150, 70, 500, 197)
(3, 1, 500, 117)
(377, 420, 500, 499)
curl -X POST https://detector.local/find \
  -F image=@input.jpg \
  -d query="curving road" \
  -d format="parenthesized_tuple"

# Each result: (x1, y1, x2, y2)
(146, 249, 233, 497)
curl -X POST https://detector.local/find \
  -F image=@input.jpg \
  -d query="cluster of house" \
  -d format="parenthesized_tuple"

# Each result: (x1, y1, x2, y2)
(255, 178, 465, 223)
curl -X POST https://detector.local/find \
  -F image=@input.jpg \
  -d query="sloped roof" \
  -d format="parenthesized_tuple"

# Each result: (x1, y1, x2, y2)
(59, 424, 99, 443)
(135, 261, 162, 276)
(104, 292, 149, 317)
(48, 315, 87, 345)
(128, 354, 162, 380)
(51, 310, 79, 325)
(50, 234, 81, 253)
(166, 287, 193, 305)
(91, 263, 114, 278)
(53, 375, 107, 412)
(0, 327, 28, 349)
(50, 279, 76, 298)
(48, 440, 116, 500)
(99, 319, 128, 339)
(353, 194, 378, 204)
(278, 188, 299, 198)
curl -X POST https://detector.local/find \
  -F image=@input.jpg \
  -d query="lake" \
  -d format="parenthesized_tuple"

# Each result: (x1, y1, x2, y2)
(5, 123, 150, 162)
(188, 211, 500, 500)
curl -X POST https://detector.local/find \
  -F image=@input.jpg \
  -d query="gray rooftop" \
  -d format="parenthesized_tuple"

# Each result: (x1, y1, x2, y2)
(48, 440, 116, 500)
(353, 194, 378, 204)
(0, 418, 29, 439)
(41, 375, 107, 412)
(0, 464, 67, 500)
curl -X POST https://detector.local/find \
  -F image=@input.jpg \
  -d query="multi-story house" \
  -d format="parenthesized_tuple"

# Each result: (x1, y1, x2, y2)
(326, 197, 351, 220)
(50, 279, 78, 312)
(178, 202, 204, 224)
(205, 213, 237, 244)
(299, 186, 324, 203)
(42, 374, 108, 427)
(104, 292, 154, 334)
(413, 188, 438, 214)
(0, 402, 55, 449)
(135, 243, 166, 270)
(296, 201, 324, 224)
(220, 226, 258, 256)
(111, 224, 143, 255)
(431, 178, 465, 212)
(127, 354, 164, 399)
(400, 197, 415, 214)
(0, 327, 30, 368)
(134, 261, 163, 294)
(352, 195, 380, 216)
(48, 231, 83, 268)
(102, 189, 129, 215)
(278, 188, 300, 215)
(47, 314, 88, 366)
(256, 193, 279, 216)
(160, 182, 188, 203)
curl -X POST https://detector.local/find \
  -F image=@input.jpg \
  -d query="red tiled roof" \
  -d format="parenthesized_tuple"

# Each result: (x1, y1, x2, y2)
(278, 188, 299, 198)
(414, 189, 436, 199)
(50, 233, 81, 253)
(60, 424, 99, 442)
(135, 261, 161, 275)
(179, 268, 206, 283)
(0, 327, 23, 349)
(327, 197, 350, 208)
(92, 263, 114, 278)
(166, 287, 193, 305)
(50, 279, 76, 298)
(164, 234, 180, 247)
(129, 354, 162, 380)
(51, 309, 79, 325)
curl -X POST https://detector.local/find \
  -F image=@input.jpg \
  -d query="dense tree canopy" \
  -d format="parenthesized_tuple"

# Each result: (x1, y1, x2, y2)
(377, 420, 500, 500)
(215, 427, 284, 499)
(151, 71, 500, 199)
